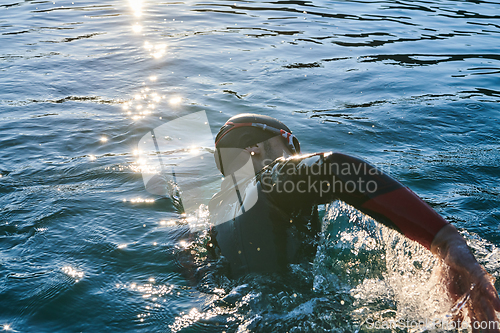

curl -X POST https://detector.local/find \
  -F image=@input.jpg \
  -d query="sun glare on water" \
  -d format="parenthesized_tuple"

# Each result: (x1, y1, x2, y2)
(169, 96, 182, 105)
(129, 0, 143, 17)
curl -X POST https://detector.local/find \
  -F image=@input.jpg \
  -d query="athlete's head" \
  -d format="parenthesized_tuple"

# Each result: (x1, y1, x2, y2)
(214, 113, 300, 175)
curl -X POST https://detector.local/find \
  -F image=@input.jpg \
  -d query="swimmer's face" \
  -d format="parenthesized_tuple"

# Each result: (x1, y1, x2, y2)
(261, 135, 294, 166)
(218, 135, 294, 175)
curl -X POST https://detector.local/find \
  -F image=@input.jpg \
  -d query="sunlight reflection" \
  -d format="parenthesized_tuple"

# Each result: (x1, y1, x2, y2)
(151, 92, 161, 102)
(130, 156, 158, 173)
(169, 96, 182, 105)
(125, 280, 176, 324)
(160, 220, 176, 227)
(144, 41, 167, 59)
(189, 147, 200, 155)
(152, 45, 166, 59)
(186, 216, 197, 225)
(129, 0, 143, 16)
(170, 307, 226, 333)
(132, 23, 142, 33)
(130, 198, 155, 203)
(62, 266, 84, 282)
(123, 88, 165, 121)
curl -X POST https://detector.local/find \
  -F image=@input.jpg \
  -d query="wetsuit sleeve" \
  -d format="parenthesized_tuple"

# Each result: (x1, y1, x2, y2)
(260, 152, 449, 249)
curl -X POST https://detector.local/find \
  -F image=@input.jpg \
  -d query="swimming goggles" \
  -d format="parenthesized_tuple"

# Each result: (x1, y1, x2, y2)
(215, 121, 300, 154)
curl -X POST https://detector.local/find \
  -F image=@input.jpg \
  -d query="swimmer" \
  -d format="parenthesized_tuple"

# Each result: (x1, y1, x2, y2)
(207, 113, 500, 330)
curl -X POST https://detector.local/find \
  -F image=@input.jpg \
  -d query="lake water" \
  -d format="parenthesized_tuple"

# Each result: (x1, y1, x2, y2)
(0, 0, 499, 331)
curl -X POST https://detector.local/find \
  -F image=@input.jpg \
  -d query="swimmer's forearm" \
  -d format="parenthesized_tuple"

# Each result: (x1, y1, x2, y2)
(358, 184, 449, 249)
(324, 153, 451, 248)
(431, 224, 477, 265)
(430, 224, 489, 284)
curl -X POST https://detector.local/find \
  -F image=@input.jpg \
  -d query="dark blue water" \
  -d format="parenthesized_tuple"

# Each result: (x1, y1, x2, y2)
(1, 0, 499, 331)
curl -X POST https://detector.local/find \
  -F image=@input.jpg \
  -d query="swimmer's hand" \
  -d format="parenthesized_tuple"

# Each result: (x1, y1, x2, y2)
(431, 224, 500, 332)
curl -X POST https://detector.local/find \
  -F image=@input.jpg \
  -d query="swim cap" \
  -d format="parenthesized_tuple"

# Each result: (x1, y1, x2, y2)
(214, 113, 300, 175)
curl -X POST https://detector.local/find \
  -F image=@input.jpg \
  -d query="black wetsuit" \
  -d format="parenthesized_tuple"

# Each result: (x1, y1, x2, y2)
(208, 152, 448, 278)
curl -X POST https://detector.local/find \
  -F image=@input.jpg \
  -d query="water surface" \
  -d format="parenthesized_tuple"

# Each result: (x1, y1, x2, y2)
(1, 0, 499, 331)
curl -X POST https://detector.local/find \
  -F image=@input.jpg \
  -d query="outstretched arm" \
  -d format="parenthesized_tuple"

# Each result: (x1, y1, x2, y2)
(265, 152, 500, 326)
(327, 153, 500, 327)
